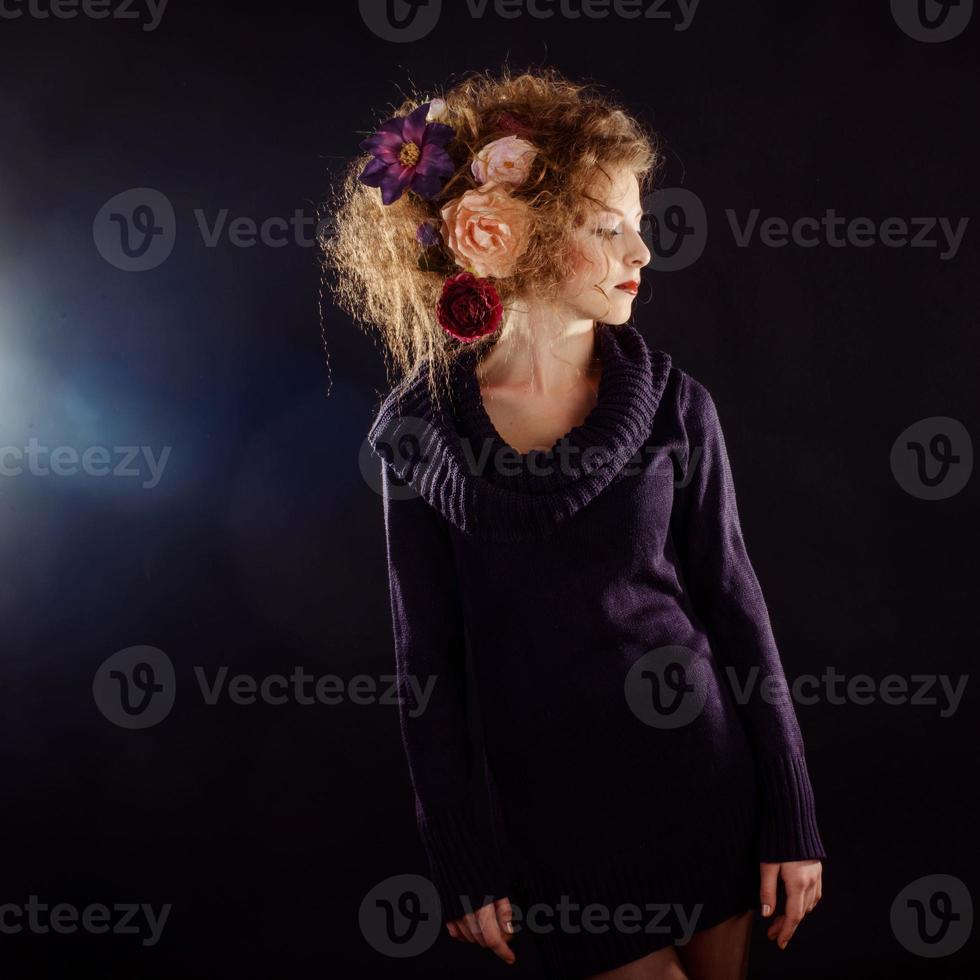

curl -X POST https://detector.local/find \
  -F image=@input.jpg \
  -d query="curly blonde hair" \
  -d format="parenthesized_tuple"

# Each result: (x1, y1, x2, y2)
(320, 64, 661, 408)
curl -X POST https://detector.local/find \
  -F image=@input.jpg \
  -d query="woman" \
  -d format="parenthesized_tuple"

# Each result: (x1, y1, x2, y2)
(324, 66, 826, 980)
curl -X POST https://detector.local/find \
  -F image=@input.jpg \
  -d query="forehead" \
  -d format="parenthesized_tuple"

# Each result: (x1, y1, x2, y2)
(585, 166, 641, 211)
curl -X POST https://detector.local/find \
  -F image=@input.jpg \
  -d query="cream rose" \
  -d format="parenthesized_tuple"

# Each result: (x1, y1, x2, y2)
(471, 135, 537, 186)
(425, 98, 448, 122)
(439, 182, 532, 279)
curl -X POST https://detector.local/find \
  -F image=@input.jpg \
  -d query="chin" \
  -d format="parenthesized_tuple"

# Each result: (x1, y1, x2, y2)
(570, 293, 635, 326)
(598, 297, 635, 325)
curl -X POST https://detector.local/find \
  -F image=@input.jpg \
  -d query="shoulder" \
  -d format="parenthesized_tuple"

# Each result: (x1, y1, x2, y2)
(658, 358, 718, 428)
(365, 366, 433, 459)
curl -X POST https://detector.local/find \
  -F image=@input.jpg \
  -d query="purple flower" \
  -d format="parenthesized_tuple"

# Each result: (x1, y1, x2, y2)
(415, 220, 442, 247)
(358, 102, 455, 206)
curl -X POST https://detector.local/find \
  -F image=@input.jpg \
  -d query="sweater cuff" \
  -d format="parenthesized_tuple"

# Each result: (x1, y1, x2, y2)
(755, 750, 828, 863)
(418, 802, 512, 922)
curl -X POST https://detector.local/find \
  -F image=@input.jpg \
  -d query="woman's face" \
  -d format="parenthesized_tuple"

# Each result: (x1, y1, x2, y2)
(558, 167, 651, 324)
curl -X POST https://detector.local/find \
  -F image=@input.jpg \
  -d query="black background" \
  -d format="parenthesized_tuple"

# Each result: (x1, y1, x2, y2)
(1, 0, 977, 976)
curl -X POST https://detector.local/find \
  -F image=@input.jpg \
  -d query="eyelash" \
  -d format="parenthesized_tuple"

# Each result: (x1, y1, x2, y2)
(594, 223, 642, 239)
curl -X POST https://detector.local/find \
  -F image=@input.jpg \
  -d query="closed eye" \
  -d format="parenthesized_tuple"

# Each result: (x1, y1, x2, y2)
(594, 223, 643, 239)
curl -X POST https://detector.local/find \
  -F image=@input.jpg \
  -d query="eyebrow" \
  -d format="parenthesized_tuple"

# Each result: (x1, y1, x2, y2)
(600, 205, 643, 218)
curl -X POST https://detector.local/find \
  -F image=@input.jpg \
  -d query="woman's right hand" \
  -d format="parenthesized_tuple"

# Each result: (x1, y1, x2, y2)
(446, 897, 516, 965)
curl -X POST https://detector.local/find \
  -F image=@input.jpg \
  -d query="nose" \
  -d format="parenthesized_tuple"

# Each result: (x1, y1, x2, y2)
(624, 225, 651, 268)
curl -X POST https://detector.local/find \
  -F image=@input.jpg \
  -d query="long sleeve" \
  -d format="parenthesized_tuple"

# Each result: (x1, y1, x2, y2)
(379, 461, 512, 921)
(669, 373, 828, 864)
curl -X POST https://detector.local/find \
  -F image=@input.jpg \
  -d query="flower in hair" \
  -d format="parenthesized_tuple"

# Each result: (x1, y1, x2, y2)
(494, 110, 533, 137)
(471, 135, 537, 186)
(415, 220, 442, 247)
(358, 102, 455, 206)
(436, 271, 503, 342)
(426, 98, 448, 122)
(439, 182, 532, 279)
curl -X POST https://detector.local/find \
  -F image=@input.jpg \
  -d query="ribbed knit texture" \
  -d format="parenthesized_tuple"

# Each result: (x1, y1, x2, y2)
(366, 319, 672, 543)
(368, 322, 827, 978)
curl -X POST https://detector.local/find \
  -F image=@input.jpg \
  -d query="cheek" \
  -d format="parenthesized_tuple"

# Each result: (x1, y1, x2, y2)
(559, 251, 590, 300)
(566, 238, 606, 284)
(557, 230, 615, 302)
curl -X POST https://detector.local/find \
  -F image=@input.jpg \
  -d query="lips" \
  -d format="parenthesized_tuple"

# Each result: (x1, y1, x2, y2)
(615, 280, 639, 294)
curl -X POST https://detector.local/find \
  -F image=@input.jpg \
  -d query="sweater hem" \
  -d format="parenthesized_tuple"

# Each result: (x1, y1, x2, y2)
(505, 792, 760, 979)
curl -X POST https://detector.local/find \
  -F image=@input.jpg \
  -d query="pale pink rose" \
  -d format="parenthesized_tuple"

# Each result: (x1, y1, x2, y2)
(470, 135, 537, 186)
(439, 183, 532, 279)
(426, 98, 448, 122)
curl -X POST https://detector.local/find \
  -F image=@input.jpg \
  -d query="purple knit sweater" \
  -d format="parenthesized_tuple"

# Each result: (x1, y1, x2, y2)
(366, 321, 827, 958)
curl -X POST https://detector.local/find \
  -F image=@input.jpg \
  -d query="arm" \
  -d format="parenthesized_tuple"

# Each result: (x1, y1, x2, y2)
(379, 461, 512, 922)
(668, 373, 827, 864)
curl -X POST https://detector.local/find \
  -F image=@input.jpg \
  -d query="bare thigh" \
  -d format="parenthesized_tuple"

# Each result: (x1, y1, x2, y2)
(586, 945, 690, 980)
(674, 910, 753, 980)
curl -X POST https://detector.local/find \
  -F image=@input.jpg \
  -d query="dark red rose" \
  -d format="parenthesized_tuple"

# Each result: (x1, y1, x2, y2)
(436, 271, 503, 342)
(494, 111, 533, 139)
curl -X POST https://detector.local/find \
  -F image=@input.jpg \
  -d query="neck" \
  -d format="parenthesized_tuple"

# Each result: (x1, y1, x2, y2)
(476, 296, 600, 396)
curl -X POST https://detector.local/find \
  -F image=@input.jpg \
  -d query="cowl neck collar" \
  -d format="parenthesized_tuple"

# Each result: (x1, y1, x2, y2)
(366, 322, 672, 543)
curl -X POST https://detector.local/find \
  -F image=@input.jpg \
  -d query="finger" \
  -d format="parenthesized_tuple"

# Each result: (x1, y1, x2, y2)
(777, 880, 807, 949)
(477, 904, 515, 964)
(446, 921, 461, 941)
(465, 911, 488, 948)
(456, 916, 477, 943)
(805, 882, 818, 914)
(495, 897, 516, 940)
(759, 863, 779, 917)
